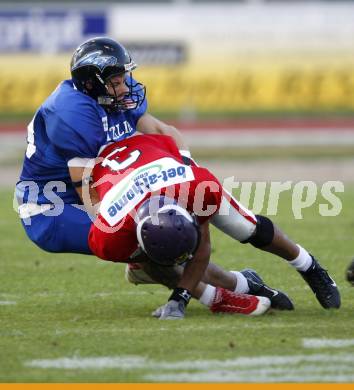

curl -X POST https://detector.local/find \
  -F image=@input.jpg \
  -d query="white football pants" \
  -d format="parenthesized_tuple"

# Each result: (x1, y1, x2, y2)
(211, 189, 257, 242)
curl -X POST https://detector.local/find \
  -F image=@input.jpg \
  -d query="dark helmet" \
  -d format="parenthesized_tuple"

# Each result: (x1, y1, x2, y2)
(136, 196, 200, 266)
(70, 36, 146, 112)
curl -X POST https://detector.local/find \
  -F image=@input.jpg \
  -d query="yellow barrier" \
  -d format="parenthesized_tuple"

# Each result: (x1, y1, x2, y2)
(136, 65, 354, 112)
(0, 55, 70, 113)
(1, 55, 354, 113)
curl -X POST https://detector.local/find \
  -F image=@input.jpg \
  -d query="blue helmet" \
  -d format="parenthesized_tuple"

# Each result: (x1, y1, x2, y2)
(136, 196, 200, 266)
(70, 37, 146, 112)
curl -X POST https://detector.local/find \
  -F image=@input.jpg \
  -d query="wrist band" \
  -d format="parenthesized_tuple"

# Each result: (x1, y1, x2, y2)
(71, 176, 92, 188)
(169, 287, 192, 305)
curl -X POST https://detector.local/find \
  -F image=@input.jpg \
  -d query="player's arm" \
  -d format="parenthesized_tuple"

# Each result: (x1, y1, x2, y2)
(159, 222, 211, 319)
(68, 161, 100, 214)
(136, 113, 188, 150)
(178, 221, 211, 292)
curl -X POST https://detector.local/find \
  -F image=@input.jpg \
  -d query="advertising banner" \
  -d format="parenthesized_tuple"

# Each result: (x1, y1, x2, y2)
(1, 3, 354, 115)
(0, 9, 106, 53)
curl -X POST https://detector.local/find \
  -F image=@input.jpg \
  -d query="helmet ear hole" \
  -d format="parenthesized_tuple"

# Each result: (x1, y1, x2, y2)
(84, 80, 93, 90)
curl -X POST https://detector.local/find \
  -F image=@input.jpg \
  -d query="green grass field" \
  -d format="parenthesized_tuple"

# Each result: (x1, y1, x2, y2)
(0, 187, 354, 383)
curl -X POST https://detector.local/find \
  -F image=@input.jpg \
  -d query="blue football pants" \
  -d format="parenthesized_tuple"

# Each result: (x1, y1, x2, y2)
(20, 204, 93, 254)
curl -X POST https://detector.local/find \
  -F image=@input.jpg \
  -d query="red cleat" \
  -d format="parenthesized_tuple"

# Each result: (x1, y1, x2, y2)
(210, 287, 271, 316)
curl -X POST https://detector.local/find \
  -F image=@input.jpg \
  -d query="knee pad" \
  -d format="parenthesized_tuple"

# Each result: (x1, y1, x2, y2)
(125, 263, 157, 285)
(125, 262, 182, 289)
(242, 215, 274, 248)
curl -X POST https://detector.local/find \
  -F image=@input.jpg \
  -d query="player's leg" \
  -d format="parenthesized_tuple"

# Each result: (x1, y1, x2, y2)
(211, 190, 340, 309)
(20, 204, 93, 254)
(126, 259, 183, 289)
(125, 259, 271, 315)
(204, 262, 294, 310)
(211, 190, 258, 242)
(125, 262, 158, 285)
(140, 263, 271, 317)
(152, 281, 270, 317)
(244, 216, 340, 309)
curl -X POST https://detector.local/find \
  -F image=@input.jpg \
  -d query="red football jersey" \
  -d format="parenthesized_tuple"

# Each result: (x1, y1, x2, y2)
(89, 134, 222, 262)
(92, 134, 182, 200)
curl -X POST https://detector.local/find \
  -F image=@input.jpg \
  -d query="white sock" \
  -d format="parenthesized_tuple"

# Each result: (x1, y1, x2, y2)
(199, 284, 217, 307)
(288, 244, 313, 272)
(230, 271, 250, 294)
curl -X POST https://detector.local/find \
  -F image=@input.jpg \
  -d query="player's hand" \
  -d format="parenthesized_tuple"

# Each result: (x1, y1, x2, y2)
(153, 300, 186, 320)
(151, 304, 164, 318)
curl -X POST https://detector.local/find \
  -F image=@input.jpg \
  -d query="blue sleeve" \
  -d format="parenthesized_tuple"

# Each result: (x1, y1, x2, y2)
(45, 101, 105, 161)
(127, 76, 148, 126)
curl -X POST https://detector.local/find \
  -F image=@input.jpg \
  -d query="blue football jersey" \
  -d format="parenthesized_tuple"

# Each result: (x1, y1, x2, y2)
(17, 78, 147, 205)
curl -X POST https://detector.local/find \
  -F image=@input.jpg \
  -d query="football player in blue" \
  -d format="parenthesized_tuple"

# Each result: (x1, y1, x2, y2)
(16, 37, 187, 254)
(15, 36, 340, 311)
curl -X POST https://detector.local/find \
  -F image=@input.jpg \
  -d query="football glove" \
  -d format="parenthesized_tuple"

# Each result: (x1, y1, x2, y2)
(157, 300, 186, 320)
(153, 287, 192, 320)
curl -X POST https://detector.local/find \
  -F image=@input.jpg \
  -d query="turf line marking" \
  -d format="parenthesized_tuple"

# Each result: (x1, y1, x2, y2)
(145, 372, 354, 383)
(152, 353, 354, 370)
(303, 338, 354, 348)
(145, 355, 354, 382)
(26, 356, 147, 370)
(25, 353, 354, 382)
(0, 300, 16, 305)
(26, 353, 354, 370)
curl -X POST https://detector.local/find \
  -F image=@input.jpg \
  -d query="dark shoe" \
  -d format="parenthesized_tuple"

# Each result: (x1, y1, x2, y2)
(346, 258, 354, 286)
(241, 268, 294, 310)
(299, 257, 340, 309)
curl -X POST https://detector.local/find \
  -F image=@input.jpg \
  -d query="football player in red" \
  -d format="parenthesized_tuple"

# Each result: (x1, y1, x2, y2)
(88, 134, 293, 319)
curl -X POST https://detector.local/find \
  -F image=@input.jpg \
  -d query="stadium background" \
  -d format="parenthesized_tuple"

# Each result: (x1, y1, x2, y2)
(1, 0, 354, 383)
(1, 0, 354, 117)
(1, 0, 354, 185)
